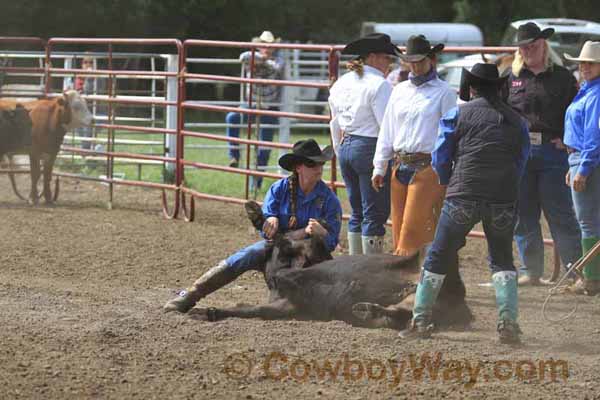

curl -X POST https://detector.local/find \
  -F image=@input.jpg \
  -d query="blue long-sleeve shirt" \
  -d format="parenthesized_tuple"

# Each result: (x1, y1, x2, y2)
(432, 104, 530, 188)
(564, 76, 600, 177)
(262, 178, 342, 251)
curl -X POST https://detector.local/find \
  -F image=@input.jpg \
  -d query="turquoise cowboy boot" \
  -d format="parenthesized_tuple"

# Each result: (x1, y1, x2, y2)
(492, 270, 521, 344)
(398, 269, 446, 339)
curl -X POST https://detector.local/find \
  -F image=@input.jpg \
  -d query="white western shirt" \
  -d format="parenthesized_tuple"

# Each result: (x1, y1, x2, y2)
(328, 65, 393, 154)
(372, 77, 457, 177)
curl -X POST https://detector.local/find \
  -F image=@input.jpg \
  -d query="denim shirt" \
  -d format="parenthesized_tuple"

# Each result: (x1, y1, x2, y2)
(262, 178, 342, 251)
(564, 76, 600, 177)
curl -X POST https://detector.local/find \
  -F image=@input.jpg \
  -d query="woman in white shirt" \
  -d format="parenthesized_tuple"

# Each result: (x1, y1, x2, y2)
(372, 35, 457, 256)
(329, 33, 400, 254)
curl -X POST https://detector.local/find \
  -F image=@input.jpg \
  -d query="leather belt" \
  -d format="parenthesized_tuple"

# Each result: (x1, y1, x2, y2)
(394, 151, 431, 164)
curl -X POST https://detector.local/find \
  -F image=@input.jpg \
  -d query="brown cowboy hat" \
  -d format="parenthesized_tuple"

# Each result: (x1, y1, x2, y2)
(278, 139, 334, 171)
(342, 33, 402, 57)
(514, 22, 554, 46)
(398, 35, 444, 62)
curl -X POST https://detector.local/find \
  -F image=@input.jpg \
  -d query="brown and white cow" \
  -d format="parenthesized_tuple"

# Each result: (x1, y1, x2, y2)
(1, 90, 92, 204)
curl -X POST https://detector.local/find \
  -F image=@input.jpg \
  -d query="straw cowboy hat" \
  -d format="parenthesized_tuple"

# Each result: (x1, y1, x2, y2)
(342, 33, 402, 57)
(514, 22, 554, 46)
(459, 63, 508, 102)
(252, 30, 281, 44)
(564, 41, 600, 63)
(398, 34, 444, 62)
(278, 139, 334, 171)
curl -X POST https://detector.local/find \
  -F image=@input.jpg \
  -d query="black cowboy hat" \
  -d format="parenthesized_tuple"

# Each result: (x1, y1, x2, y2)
(278, 139, 334, 171)
(398, 35, 444, 62)
(459, 63, 508, 102)
(342, 33, 402, 57)
(514, 22, 554, 46)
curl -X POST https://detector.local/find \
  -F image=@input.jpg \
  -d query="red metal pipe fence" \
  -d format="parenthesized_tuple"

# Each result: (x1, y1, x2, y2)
(43, 38, 184, 217)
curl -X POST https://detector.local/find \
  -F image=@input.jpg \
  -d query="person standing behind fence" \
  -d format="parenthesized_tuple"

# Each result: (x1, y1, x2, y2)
(226, 30, 285, 191)
(74, 56, 95, 150)
(328, 33, 399, 254)
(372, 35, 457, 256)
(399, 63, 530, 344)
(506, 22, 582, 286)
(563, 41, 600, 296)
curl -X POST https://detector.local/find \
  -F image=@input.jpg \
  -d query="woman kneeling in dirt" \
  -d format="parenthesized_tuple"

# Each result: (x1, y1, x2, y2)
(164, 139, 343, 313)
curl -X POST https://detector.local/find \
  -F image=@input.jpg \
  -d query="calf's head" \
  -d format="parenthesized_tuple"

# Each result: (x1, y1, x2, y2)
(63, 90, 93, 129)
(265, 235, 333, 279)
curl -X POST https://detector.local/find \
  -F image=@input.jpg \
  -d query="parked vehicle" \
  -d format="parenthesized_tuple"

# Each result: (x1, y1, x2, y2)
(361, 22, 484, 63)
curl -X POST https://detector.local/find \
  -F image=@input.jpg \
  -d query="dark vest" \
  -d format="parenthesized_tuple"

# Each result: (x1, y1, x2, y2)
(446, 97, 524, 202)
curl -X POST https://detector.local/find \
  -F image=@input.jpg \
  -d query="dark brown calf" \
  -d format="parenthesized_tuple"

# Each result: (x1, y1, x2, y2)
(190, 202, 473, 330)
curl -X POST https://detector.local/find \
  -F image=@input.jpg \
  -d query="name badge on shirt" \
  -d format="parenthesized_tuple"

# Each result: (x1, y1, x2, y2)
(529, 131, 542, 146)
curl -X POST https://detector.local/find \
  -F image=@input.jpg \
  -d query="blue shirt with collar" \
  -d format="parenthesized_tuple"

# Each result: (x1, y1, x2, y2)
(262, 178, 342, 251)
(564, 76, 600, 177)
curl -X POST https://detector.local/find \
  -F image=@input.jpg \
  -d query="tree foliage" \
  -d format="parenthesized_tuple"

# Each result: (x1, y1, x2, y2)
(2, 0, 600, 45)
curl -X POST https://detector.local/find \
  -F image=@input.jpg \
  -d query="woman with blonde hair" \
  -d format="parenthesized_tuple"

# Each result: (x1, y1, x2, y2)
(506, 22, 582, 286)
(372, 34, 457, 256)
(329, 33, 400, 254)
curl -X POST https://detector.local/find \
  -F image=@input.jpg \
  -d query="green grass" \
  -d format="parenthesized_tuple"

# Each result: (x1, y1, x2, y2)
(60, 123, 348, 205)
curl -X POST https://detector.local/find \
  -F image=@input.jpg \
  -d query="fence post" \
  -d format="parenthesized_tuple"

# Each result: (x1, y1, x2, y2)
(279, 48, 293, 175)
(165, 54, 178, 178)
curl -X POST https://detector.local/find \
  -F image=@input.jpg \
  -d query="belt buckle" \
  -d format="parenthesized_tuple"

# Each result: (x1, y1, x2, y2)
(529, 131, 542, 146)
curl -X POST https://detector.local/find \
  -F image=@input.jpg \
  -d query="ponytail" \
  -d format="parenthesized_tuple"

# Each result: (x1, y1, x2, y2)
(346, 57, 365, 77)
(287, 171, 298, 229)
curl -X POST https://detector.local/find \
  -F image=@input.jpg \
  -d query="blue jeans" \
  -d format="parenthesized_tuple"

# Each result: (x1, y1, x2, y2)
(514, 144, 582, 278)
(77, 126, 93, 150)
(569, 152, 600, 238)
(338, 135, 390, 236)
(225, 241, 268, 274)
(424, 197, 517, 275)
(226, 107, 279, 166)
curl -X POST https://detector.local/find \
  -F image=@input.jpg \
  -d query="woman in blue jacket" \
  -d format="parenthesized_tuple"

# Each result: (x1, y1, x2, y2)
(164, 139, 343, 313)
(563, 41, 600, 295)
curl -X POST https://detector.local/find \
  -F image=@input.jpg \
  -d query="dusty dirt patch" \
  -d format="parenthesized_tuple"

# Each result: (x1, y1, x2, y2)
(1, 175, 599, 399)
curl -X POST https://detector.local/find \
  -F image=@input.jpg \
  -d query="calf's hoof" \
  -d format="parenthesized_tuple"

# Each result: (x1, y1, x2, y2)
(188, 307, 220, 322)
(352, 302, 387, 321)
(245, 200, 265, 231)
(398, 282, 417, 300)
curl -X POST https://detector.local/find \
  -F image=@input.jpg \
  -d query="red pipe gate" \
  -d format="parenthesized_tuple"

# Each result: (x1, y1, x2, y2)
(0, 37, 560, 279)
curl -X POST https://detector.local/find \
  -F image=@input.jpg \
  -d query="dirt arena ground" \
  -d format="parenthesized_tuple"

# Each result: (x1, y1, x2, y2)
(1, 176, 599, 399)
